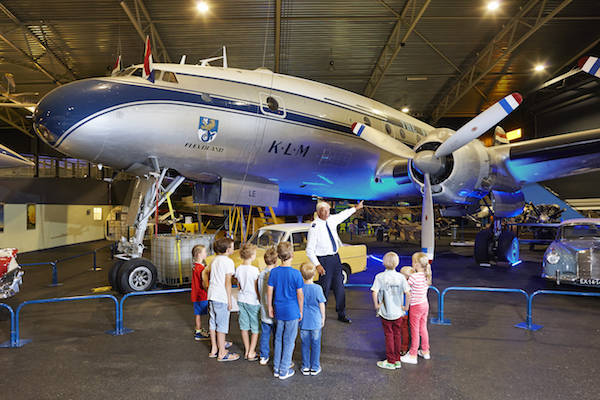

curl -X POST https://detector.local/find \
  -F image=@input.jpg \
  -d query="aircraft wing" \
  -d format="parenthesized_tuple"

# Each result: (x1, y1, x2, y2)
(0, 143, 34, 168)
(495, 127, 600, 183)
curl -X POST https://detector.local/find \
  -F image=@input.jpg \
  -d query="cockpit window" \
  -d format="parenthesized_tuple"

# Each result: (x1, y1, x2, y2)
(131, 68, 143, 77)
(116, 67, 135, 77)
(162, 71, 179, 83)
(153, 70, 163, 80)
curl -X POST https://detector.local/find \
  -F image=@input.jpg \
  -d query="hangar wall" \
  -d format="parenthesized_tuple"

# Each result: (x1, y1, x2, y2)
(0, 204, 112, 253)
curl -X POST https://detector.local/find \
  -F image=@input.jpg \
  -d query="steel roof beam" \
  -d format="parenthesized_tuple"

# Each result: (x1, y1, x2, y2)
(120, 0, 171, 63)
(0, 2, 77, 80)
(275, 0, 281, 73)
(364, 0, 432, 98)
(429, 0, 574, 123)
(0, 106, 33, 137)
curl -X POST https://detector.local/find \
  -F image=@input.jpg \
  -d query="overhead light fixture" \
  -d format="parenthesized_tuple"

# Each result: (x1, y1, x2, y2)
(406, 76, 428, 81)
(401, 107, 409, 113)
(534, 64, 546, 72)
(506, 128, 522, 141)
(487, 1, 500, 11)
(196, 1, 209, 13)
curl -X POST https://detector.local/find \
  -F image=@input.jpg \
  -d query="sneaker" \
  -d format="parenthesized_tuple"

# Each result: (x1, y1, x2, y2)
(273, 370, 279, 378)
(301, 367, 311, 376)
(279, 368, 295, 380)
(418, 350, 431, 360)
(394, 361, 402, 369)
(310, 367, 322, 376)
(400, 354, 418, 364)
(260, 357, 269, 365)
(376, 360, 396, 370)
(194, 330, 209, 341)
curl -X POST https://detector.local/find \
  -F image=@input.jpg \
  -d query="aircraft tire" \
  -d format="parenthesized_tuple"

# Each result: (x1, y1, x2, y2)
(474, 229, 493, 264)
(118, 258, 157, 293)
(497, 231, 519, 264)
(341, 263, 351, 285)
(108, 259, 124, 291)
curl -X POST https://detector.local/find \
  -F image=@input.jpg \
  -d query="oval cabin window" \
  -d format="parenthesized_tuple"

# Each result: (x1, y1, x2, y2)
(266, 96, 279, 112)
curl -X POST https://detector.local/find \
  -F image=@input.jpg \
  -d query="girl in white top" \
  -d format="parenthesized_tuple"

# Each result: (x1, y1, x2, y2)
(401, 252, 432, 365)
(234, 243, 261, 361)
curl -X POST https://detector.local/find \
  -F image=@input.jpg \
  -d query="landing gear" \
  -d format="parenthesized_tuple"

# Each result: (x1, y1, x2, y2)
(474, 219, 520, 266)
(110, 162, 185, 293)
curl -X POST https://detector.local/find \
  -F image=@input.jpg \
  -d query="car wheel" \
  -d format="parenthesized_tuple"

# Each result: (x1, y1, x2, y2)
(118, 258, 157, 293)
(341, 263, 351, 285)
(474, 229, 493, 264)
(497, 231, 519, 264)
(108, 259, 124, 291)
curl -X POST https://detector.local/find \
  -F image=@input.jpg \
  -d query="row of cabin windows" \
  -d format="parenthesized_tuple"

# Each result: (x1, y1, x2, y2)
(362, 115, 426, 139)
(116, 67, 178, 84)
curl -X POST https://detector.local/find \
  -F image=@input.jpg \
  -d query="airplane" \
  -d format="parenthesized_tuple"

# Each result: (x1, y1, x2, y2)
(5, 35, 600, 292)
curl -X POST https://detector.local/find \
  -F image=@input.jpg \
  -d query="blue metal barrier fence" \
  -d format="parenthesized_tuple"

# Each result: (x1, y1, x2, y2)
(117, 288, 191, 335)
(515, 290, 600, 331)
(430, 286, 529, 326)
(14, 294, 120, 347)
(0, 303, 16, 348)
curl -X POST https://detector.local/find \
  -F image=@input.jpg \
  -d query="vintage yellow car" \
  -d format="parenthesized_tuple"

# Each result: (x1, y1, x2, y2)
(208, 223, 367, 283)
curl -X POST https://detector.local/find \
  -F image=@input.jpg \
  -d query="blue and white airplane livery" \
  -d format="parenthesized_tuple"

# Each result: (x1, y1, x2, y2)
(3, 38, 600, 291)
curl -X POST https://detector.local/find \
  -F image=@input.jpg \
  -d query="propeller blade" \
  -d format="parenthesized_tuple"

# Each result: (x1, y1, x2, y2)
(435, 93, 522, 158)
(351, 122, 416, 159)
(421, 173, 435, 261)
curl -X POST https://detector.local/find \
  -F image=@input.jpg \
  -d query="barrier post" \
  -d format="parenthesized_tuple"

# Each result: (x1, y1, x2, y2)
(0, 303, 17, 348)
(49, 261, 63, 287)
(14, 294, 120, 346)
(428, 286, 448, 325)
(90, 250, 102, 272)
(118, 288, 192, 335)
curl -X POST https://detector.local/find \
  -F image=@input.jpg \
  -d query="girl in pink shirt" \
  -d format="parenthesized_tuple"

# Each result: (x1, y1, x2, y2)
(401, 252, 432, 365)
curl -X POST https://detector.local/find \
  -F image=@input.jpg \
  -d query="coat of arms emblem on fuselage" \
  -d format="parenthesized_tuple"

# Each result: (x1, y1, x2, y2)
(198, 117, 219, 143)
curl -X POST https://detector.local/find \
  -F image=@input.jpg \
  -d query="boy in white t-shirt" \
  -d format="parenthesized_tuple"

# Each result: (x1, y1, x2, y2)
(207, 237, 239, 362)
(234, 243, 261, 361)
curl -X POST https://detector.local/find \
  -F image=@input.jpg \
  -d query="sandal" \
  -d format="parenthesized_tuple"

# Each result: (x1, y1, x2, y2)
(208, 352, 218, 358)
(217, 352, 240, 362)
(225, 341, 232, 349)
(247, 354, 258, 362)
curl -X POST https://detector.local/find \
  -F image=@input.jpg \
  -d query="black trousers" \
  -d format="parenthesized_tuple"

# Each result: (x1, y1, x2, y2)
(317, 253, 346, 317)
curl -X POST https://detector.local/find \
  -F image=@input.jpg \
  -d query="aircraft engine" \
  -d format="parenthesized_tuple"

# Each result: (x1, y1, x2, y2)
(408, 128, 491, 205)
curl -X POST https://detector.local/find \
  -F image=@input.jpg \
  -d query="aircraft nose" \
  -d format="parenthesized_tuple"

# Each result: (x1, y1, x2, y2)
(33, 78, 121, 148)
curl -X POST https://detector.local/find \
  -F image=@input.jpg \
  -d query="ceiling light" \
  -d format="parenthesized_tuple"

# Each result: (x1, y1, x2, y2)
(506, 128, 522, 141)
(534, 64, 546, 72)
(196, 1, 209, 13)
(401, 107, 409, 113)
(487, 1, 500, 11)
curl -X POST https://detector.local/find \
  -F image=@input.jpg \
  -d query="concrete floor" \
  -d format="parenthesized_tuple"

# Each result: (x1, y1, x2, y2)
(1, 239, 600, 400)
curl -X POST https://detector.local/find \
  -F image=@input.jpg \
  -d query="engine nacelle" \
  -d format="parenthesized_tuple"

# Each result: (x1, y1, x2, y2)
(490, 190, 525, 218)
(409, 128, 491, 204)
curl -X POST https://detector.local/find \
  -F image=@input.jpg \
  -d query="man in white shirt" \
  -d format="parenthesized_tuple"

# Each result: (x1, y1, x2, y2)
(306, 200, 363, 323)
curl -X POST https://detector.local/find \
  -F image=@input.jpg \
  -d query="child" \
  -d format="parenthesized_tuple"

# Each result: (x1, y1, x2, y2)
(207, 237, 239, 362)
(191, 244, 210, 341)
(371, 252, 411, 370)
(267, 242, 304, 380)
(299, 262, 326, 376)
(401, 252, 432, 365)
(258, 246, 278, 365)
(234, 243, 261, 361)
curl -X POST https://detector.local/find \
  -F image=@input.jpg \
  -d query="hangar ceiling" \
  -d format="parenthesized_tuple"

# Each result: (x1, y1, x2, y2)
(0, 0, 598, 136)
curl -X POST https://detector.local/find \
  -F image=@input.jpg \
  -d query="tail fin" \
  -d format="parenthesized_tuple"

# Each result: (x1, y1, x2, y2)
(494, 126, 509, 145)
(578, 56, 600, 78)
(111, 55, 122, 76)
(143, 36, 154, 83)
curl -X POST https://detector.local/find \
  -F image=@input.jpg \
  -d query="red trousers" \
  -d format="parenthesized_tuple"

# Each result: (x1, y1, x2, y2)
(381, 315, 409, 363)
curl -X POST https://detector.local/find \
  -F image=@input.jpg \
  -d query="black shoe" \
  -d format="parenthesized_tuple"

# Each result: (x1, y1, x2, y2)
(338, 315, 352, 324)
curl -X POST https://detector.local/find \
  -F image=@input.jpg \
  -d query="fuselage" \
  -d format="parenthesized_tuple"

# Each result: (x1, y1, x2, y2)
(33, 63, 435, 201)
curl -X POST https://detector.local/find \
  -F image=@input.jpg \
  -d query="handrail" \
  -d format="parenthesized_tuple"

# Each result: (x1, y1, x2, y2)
(118, 288, 191, 335)
(0, 303, 16, 348)
(430, 286, 529, 325)
(14, 294, 120, 346)
(516, 289, 600, 331)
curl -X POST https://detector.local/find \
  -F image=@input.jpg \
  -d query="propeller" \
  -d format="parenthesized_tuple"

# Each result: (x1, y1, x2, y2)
(351, 92, 522, 261)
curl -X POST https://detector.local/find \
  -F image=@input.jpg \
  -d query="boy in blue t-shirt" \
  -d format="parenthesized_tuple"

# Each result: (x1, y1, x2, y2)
(267, 242, 304, 380)
(299, 263, 326, 376)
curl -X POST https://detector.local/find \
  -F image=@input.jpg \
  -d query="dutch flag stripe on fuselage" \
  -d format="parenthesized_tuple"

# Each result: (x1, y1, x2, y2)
(582, 56, 600, 78)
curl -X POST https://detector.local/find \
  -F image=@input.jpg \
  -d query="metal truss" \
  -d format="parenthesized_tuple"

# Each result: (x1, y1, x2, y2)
(274, 0, 281, 73)
(0, 2, 77, 80)
(429, 0, 574, 123)
(0, 106, 33, 137)
(120, 0, 172, 63)
(364, 0, 431, 98)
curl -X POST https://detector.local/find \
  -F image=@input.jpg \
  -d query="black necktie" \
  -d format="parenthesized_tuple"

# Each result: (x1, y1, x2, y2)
(326, 221, 338, 253)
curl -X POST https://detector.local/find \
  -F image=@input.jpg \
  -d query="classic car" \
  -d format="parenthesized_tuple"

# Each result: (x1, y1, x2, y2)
(542, 219, 600, 286)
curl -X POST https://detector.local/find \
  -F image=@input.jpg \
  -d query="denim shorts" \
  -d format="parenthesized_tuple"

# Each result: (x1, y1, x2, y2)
(238, 302, 261, 334)
(193, 301, 208, 316)
(208, 301, 230, 334)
